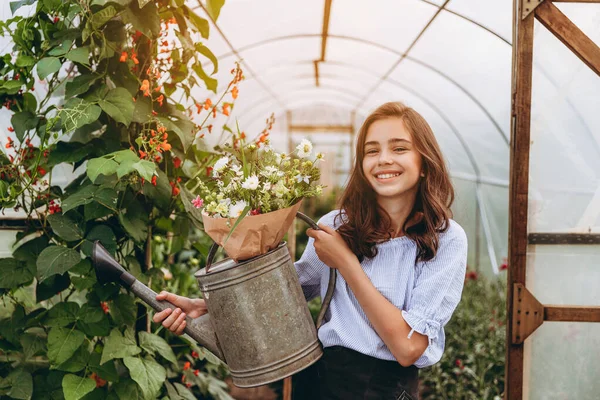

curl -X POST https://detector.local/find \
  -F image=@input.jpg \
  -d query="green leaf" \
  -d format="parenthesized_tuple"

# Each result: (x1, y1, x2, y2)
(110, 293, 136, 328)
(62, 185, 97, 213)
(157, 116, 194, 150)
(114, 380, 144, 400)
(9, 0, 36, 14)
(87, 157, 119, 183)
(47, 213, 84, 241)
(56, 343, 91, 372)
(179, 186, 204, 229)
(118, 203, 148, 243)
(45, 302, 80, 327)
(138, 331, 176, 364)
(36, 272, 71, 301)
(116, 160, 135, 179)
(0, 258, 35, 288)
(192, 62, 217, 93)
(88, 352, 118, 381)
(22, 92, 37, 113)
(77, 312, 110, 337)
(131, 160, 155, 181)
(47, 141, 94, 167)
(100, 327, 141, 365)
(37, 245, 81, 282)
(206, 0, 225, 22)
(5, 368, 33, 400)
(92, 187, 119, 212)
(142, 169, 171, 211)
(90, 5, 117, 30)
(82, 224, 116, 257)
(42, 0, 62, 9)
(132, 96, 151, 123)
(11, 111, 38, 141)
(37, 57, 62, 80)
(65, 74, 99, 99)
(48, 40, 72, 56)
(62, 374, 96, 400)
(123, 1, 159, 39)
(98, 88, 134, 126)
(103, 19, 127, 42)
(165, 382, 196, 400)
(66, 47, 90, 65)
(111, 149, 139, 163)
(77, 303, 104, 324)
(20, 332, 47, 360)
(60, 98, 102, 132)
(195, 43, 218, 74)
(47, 327, 85, 365)
(84, 201, 113, 221)
(123, 356, 166, 400)
(183, 6, 209, 39)
(16, 54, 36, 67)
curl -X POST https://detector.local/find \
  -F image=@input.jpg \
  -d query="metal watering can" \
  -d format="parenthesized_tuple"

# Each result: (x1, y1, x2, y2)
(92, 212, 336, 388)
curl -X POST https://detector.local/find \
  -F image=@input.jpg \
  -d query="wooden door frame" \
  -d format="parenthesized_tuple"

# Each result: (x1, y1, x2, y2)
(507, 0, 600, 398)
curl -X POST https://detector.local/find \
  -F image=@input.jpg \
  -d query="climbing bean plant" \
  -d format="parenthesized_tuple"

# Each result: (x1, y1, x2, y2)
(0, 0, 240, 398)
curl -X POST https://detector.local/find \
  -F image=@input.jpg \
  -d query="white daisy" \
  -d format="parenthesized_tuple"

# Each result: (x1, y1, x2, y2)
(213, 156, 229, 172)
(296, 139, 313, 158)
(228, 200, 248, 218)
(241, 174, 260, 190)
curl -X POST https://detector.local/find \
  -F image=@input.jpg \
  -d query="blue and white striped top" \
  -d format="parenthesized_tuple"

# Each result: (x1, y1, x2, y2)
(294, 210, 468, 368)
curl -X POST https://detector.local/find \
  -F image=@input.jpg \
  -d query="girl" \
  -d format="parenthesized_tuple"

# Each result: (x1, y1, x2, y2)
(154, 102, 468, 399)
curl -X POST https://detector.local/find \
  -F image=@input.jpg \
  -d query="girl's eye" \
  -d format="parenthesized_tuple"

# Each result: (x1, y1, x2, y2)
(365, 149, 378, 154)
(394, 147, 407, 152)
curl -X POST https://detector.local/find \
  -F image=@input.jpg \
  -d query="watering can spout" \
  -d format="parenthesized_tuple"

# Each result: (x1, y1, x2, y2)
(92, 242, 225, 362)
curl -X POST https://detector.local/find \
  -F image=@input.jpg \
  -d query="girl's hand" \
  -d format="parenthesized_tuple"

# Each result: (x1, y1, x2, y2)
(152, 291, 208, 335)
(306, 224, 358, 271)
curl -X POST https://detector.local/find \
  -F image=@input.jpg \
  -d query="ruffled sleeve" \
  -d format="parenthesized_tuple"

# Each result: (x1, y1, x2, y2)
(401, 221, 468, 368)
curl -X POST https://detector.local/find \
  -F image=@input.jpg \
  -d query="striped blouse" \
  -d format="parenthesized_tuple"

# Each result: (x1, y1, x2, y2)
(294, 210, 468, 368)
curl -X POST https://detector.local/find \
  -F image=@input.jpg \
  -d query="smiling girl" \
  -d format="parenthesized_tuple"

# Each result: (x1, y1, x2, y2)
(153, 102, 467, 400)
(293, 101, 468, 399)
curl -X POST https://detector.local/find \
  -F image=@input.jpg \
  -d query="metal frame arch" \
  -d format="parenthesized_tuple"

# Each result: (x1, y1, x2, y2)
(208, 34, 509, 145)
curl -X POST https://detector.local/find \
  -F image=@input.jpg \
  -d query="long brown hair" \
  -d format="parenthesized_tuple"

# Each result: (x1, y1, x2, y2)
(336, 102, 454, 262)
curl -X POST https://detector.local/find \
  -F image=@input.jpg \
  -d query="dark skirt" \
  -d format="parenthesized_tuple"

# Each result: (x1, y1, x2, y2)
(292, 346, 419, 400)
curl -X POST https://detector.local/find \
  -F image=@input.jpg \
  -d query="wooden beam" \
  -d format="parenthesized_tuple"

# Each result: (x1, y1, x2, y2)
(506, 2, 535, 397)
(545, 306, 600, 322)
(529, 233, 600, 244)
(289, 125, 354, 133)
(535, 1, 600, 77)
(320, 0, 333, 61)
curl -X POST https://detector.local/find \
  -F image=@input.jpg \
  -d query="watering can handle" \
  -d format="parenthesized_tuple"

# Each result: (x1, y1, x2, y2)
(204, 211, 336, 330)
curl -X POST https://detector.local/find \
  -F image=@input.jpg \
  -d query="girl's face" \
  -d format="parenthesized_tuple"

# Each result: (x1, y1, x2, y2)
(361, 118, 423, 204)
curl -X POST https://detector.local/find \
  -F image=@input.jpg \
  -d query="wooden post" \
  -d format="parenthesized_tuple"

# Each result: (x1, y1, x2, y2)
(506, 0, 535, 397)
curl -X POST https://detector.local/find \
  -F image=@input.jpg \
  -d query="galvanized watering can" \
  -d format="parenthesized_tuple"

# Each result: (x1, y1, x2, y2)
(92, 212, 336, 388)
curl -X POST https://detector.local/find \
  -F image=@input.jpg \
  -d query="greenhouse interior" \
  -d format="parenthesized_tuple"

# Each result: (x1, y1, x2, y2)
(0, 0, 599, 399)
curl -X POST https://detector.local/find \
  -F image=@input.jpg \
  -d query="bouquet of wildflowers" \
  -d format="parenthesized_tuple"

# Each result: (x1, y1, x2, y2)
(186, 126, 325, 260)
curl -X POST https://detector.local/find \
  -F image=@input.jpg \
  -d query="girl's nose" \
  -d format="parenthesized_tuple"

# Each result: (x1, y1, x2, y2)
(378, 150, 393, 164)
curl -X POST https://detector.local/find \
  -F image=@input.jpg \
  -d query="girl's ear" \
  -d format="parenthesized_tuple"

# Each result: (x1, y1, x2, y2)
(420, 172, 425, 177)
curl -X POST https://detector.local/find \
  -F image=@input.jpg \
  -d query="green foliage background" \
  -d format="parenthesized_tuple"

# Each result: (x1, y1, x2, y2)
(0, 0, 236, 398)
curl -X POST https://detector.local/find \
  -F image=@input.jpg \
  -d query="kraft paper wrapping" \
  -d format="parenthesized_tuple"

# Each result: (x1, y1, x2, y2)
(202, 200, 303, 262)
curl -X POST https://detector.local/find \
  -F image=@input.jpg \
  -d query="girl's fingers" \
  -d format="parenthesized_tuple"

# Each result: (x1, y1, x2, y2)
(162, 308, 181, 328)
(152, 307, 172, 323)
(175, 320, 186, 335)
(170, 311, 186, 332)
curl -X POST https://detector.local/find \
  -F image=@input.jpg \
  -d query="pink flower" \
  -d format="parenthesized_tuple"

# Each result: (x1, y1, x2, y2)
(192, 195, 204, 209)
